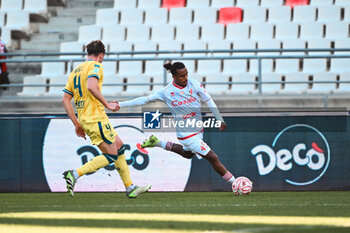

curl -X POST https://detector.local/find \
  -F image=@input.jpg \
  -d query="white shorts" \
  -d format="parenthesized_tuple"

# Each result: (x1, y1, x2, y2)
(178, 132, 211, 156)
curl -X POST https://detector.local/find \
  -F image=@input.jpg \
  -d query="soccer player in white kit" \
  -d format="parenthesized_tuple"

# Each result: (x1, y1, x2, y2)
(118, 62, 236, 185)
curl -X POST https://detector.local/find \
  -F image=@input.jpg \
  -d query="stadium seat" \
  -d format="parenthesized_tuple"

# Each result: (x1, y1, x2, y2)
(236, 0, 260, 8)
(218, 7, 242, 25)
(232, 40, 256, 56)
(124, 75, 151, 95)
(162, 0, 186, 10)
(17, 76, 46, 96)
(78, 25, 102, 43)
(23, 0, 48, 15)
(0, 13, 5, 26)
(207, 40, 232, 56)
(309, 0, 333, 6)
(120, 8, 144, 25)
(307, 73, 337, 93)
(144, 8, 168, 25)
(59, 41, 84, 59)
(197, 60, 221, 75)
(318, 6, 341, 23)
(126, 25, 150, 42)
(133, 41, 158, 58)
(261, 73, 282, 94)
(102, 25, 125, 43)
(152, 73, 173, 90)
(102, 75, 124, 96)
(96, 9, 119, 25)
(1, 27, 12, 47)
(307, 39, 331, 55)
(268, 6, 292, 23)
(176, 24, 200, 41)
(226, 23, 249, 40)
(40, 62, 66, 77)
(6, 11, 30, 33)
(201, 24, 225, 41)
(151, 25, 175, 41)
(44, 76, 68, 96)
(204, 74, 229, 94)
(250, 23, 274, 40)
(138, 0, 161, 9)
(114, 0, 137, 9)
(157, 41, 182, 57)
(299, 22, 324, 40)
(223, 59, 247, 74)
(279, 73, 309, 93)
(103, 61, 118, 75)
(344, 6, 350, 22)
(229, 74, 257, 94)
(275, 22, 299, 40)
(275, 59, 300, 74)
(335, 0, 350, 6)
(169, 8, 193, 25)
(243, 7, 267, 23)
(303, 59, 327, 73)
(330, 59, 350, 73)
(211, 0, 235, 8)
(118, 61, 143, 76)
(285, 0, 310, 8)
(187, 0, 210, 8)
(260, 0, 284, 7)
(193, 7, 217, 25)
(0, 0, 23, 12)
(144, 60, 166, 76)
(282, 39, 306, 55)
(334, 72, 350, 93)
(250, 40, 281, 74)
(325, 22, 349, 40)
(183, 41, 207, 57)
(293, 6, 316, 22)
(334, 38, 350, 55)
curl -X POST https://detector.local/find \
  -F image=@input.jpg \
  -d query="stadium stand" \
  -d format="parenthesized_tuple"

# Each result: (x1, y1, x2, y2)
(1, 0, 350, 112)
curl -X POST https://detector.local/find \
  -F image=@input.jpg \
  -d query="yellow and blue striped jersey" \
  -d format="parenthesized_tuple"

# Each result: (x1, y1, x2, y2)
(63, 60, 108, 124)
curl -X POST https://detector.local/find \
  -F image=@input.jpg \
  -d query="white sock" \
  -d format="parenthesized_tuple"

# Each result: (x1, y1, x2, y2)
(155, 140, 167, 149)
(73, 170, 80, 180)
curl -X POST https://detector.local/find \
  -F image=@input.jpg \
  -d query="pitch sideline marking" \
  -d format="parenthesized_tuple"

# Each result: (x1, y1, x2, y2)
(0, 212, 349, 227)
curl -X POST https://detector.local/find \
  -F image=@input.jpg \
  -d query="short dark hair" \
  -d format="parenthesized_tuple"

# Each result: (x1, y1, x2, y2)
(86, 40, 105, 56)
(163, 62, 185, 75)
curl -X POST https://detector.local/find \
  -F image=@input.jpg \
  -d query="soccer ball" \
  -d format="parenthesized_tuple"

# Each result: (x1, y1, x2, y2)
(232, 176, 253, 195)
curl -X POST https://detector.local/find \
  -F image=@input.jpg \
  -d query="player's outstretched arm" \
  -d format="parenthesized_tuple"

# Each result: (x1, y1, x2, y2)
(204, 98, 226, 131)
(119, 96, 151, 108)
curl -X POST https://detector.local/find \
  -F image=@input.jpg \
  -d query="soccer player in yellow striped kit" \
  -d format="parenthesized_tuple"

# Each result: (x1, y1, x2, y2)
(62, 40, 151, 198)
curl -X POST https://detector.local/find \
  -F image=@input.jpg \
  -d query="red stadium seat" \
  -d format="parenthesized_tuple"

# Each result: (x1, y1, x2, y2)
(285, 0, 309, 8)
(162, 0, 186, 10)
(218, 7, 242, 25)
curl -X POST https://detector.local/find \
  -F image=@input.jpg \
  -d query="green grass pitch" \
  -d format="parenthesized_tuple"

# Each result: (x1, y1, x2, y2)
(0, 191, 349, 233)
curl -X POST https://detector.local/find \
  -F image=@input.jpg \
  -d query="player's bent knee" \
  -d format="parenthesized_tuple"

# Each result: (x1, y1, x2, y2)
(103, 153, 119, 164)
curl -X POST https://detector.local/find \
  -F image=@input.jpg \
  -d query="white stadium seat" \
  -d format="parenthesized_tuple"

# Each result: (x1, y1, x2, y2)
(102, 25, 125, 43)
(299, 22, 324, 40)
(96, 9, 119, 25)
(293, 6, 317, 23)
(211, 0, 234, 8)
(282, 39, 306, 55)
(108, 41, 133, 58)
(223, 59, 248, 74)
(261, 73, 282, 94)
(250, 23, 274, 40)
(334, 38, 350, 55)
(24, 0, 47, 14)
(325, 22, 349, 40)
(318, 6, 341, 23)
(183, 41, 207, 57)
(226, 23, 250, 40)
(44, 76, 68, 96)
(201, 23, 225, 41)
(1, 0, 23, 12)
(335, 0, 350, 6)
(236, 0, 260, 8)
(232, 40, 256, 56)
(260, 0, 284, 7)
(250, 40, 281, 74)
(303, 59, 327, 73)
(207, 40, 232, 57)
(197, 60, 221, 75)
(307, 73, 337, 93)
(334, 72, 350, 93)
(193, 7, 217, 25)
(169, 8, 193, 25)
(6, 11, 30, 31)
(17, 76, 46, 96)
(125, 75, 151, 95)
(138, 0, 161, 9)
(204, 74, 229, 94)
(330, 59, 350, 73)
(126, 25, 150, 42)
(229, 74, 257, 94)
(268, 6, 292, 23)
(157, 41, 182, 57)
(120, 8, 144, 25)
(0, 12, 5, 26)
(60, 41, 84, 59)
(275, 59, 300, 74)
(345, 6, 350, 22)
(279, 73, 309, 93)
(176, 24, 200, 41)
(118, 61, 143, 76)
(187, 0, 210, 8)
(310, 0, 334, 6)
(103, 61, 117, 76)
(307, 39, 332, 55)
(243, 7, 267, 23)
(144, 60, 166, 76)
(114, 0, 137, 9)
(151, 25, 175, 42)
(102, 75, 124, 96)
(133, 41, 158, 58)
(275, 22, 299, 40)
(144, 8, 168, 25)
(78, 25, 102, 43)
(40, 62, 66, 77)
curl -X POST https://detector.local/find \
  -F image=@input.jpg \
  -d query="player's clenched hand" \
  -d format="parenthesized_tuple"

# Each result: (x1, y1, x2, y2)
(106, 101, 120, 112)
(219, 121, 227, 131)
(75, 124, 86, 139)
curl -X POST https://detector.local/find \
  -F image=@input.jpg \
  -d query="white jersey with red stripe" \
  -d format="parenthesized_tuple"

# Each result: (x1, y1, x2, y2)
(147, 78, 212, 140)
